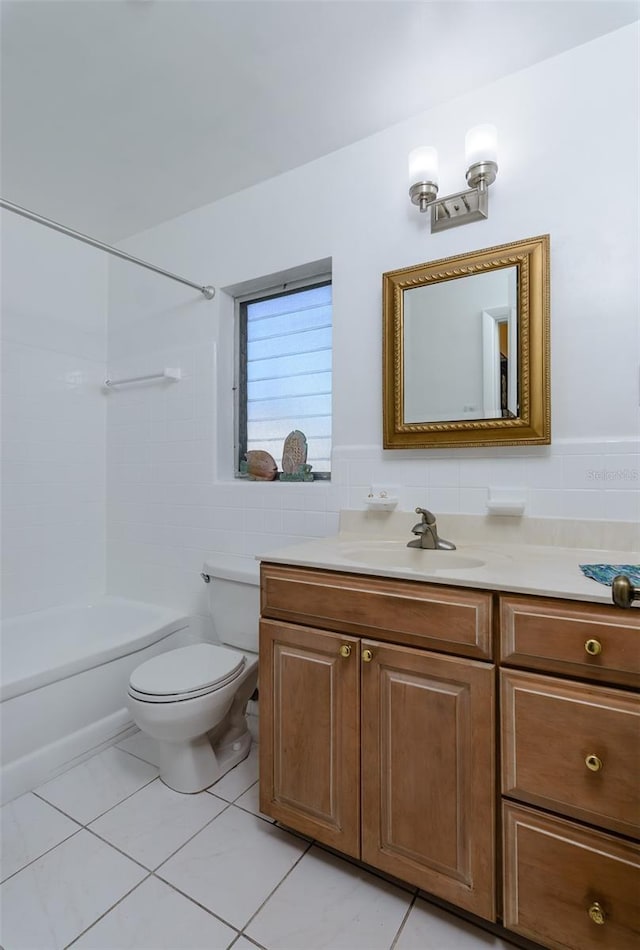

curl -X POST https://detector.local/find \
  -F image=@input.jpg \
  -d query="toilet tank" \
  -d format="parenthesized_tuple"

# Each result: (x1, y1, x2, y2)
(203, 555, 260, 653)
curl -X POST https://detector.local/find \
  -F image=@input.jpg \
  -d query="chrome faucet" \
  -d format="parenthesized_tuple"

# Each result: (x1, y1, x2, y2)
(407, 507, 456, 550)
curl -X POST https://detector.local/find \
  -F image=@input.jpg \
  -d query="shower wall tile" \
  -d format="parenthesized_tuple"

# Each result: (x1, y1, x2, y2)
(1, 213, 108, 618)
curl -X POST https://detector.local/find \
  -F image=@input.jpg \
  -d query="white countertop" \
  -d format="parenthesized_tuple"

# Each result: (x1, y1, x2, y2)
(258, 532, 640, 606)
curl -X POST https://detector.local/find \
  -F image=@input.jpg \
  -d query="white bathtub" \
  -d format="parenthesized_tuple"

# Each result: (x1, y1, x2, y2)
(1, 597, 191, 803)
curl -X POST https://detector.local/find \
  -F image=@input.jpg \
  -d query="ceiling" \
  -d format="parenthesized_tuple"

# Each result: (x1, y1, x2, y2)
(1, 1, 638, 240)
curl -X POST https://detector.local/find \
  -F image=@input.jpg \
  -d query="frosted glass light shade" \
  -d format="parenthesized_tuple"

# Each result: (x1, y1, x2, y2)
(465, 124, 498, 167)
(408, 146, 439, 185)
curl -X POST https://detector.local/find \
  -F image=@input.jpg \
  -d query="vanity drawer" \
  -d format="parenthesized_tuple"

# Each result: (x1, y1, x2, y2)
(501, 669, 640, 837)
(503, 802, 640, 950)
(500, 595, 640, 688)
(260, 564, 493, 659)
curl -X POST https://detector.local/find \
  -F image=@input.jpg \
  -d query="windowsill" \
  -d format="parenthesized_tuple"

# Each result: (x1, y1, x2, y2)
(232, 474, 331, 483)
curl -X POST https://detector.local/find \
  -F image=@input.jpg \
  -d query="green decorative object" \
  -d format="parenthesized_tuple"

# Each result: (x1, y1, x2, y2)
(280, 463, 313, 482)
(279, 430, 313, 481)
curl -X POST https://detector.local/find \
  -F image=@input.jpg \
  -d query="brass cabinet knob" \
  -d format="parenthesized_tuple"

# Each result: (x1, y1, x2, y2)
(612, 573, 639, 609)
(339, 644, 352, 658)
(362, 648, 373, 663)
(585, 754, 603, 772)
(588, 901, 606, 926)
(584, 638, 602, 657)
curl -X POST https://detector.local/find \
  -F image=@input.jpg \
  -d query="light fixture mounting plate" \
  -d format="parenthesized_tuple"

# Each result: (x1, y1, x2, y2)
(431, 186, 488, 233)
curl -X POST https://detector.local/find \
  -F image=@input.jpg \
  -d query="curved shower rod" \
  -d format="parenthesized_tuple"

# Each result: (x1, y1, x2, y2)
(0, 198, 215, 300)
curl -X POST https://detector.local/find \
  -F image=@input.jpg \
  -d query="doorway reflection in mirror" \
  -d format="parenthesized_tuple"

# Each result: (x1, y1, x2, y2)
(403, 267, 517, 424)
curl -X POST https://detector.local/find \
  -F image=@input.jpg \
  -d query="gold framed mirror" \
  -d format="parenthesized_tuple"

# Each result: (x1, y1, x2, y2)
(383, 234, 550, 449)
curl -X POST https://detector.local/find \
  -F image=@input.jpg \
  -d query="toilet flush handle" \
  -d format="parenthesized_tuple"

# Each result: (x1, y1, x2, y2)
(200, 572, 211, 583)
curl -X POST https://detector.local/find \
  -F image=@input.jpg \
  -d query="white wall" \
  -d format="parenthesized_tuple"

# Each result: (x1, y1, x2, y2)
(1, 212, 108, 617)
(106, 25, 639, 626)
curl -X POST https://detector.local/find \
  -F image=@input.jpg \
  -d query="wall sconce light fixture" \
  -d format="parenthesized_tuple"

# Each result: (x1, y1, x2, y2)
(409, 124, 498, 232)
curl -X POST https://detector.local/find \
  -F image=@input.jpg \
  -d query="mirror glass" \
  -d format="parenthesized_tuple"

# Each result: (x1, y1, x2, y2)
(403, 267, 518, 423)
(383, 235, 550, 449)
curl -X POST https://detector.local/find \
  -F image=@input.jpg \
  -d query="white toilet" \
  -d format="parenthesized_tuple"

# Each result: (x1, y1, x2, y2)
(127, 555, 260, 793)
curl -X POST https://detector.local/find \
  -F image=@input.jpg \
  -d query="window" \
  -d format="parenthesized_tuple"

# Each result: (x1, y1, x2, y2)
(237, 278, 332, 477)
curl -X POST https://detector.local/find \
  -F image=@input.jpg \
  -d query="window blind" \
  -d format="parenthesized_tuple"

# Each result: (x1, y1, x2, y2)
(244, 282, 332, 474)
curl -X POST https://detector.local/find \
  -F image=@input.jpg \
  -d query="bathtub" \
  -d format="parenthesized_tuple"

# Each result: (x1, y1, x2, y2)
(1, 597, 191, 804)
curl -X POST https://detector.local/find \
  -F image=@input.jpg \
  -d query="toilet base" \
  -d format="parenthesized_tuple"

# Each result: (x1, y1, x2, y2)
(156, 728, 252, 794)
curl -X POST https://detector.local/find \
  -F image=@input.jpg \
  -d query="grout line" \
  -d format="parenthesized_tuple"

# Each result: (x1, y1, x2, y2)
(149, 872, 244, 935)
(202, 753, 259, 805)
(238, 837, 314, 938)
(389, 892, 418, 949)
(63, 872, 153, 948)
(150, 799, 280, 884)
(115, 741, 160, 769)
(232, 934, 268, 950)
(0, 825, 84, 885)
(230, 782, 276, 824)
(134, 786, 313, 938)
(84, 825, 162, 875)
(34, 771, 159, 827)
(143, 800, 234, 871)
(152, 799, 234, 872)
(29, 790, 87, 825)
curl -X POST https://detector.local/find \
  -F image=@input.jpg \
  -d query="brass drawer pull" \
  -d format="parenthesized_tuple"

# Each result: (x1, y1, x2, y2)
(362, 649, 373, 663)
(339, 644, 352, 658)
(588, 901, 606, 925)
(584, 638, 602, 657)
(585, 754, 603, 772)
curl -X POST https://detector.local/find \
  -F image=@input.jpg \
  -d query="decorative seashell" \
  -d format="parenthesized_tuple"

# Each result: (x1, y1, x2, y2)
(245, 450, 278, 481)
(281, 430, 308, 475)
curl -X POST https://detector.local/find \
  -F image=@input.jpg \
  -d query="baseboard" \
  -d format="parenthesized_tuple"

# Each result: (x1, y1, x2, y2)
(1, 708, 136, 805)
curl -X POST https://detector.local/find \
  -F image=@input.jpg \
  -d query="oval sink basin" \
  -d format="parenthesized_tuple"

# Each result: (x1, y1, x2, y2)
(338, 541, 486, 572)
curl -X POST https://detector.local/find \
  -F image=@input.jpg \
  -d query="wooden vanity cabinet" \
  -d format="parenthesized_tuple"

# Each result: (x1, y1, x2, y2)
(500, 594, 640, 950)
(259, 565, 496, 921)
(259, 564, 640, 949)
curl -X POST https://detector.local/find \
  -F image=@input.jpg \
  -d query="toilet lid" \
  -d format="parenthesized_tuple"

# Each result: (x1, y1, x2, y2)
(129, 643, 245, 697)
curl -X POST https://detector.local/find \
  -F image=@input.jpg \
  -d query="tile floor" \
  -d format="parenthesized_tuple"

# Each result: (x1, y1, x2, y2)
(1, 731, 519, 950)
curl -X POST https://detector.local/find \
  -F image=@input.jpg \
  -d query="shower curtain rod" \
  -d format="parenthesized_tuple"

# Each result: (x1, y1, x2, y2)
(0, 198, 215, 300)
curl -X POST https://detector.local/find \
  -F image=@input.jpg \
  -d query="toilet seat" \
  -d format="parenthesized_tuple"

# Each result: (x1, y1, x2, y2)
(128, 643, 246, 704)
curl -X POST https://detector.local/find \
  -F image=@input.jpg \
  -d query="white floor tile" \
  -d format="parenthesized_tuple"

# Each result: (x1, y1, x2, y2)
(0, 829, 146, 949)
(157, 805, 308, 929)
(90, 778, 228, 868)
(395, 897, 509, 949)
(35, 746, 158, 824)
(1, 792, 80, 882)
(116, 729, 160, 766)
(234, 781, 275, 823)
(207, 742, 259, 802)
(2, 742, 516, 950)
(246, 845, 412, 950)
(73, 876, 237, 949)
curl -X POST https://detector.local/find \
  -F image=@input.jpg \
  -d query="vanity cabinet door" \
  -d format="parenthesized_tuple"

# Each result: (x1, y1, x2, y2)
(360, 640, 496, 920)
(259, 619, 361, 857)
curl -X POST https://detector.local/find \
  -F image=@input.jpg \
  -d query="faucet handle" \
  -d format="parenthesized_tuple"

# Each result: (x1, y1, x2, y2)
(415, 507, 436, 524)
